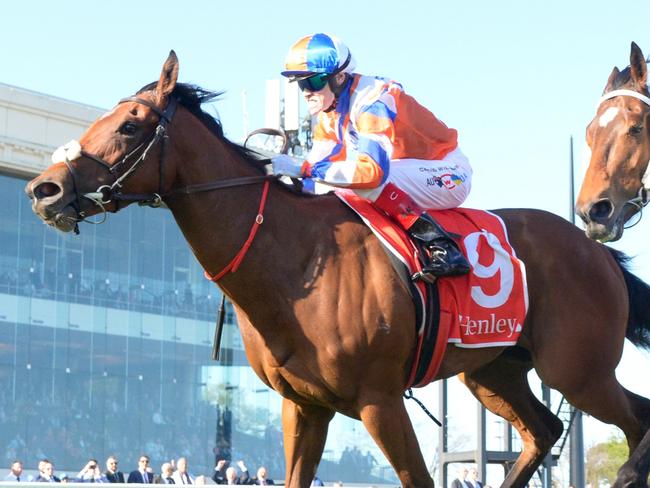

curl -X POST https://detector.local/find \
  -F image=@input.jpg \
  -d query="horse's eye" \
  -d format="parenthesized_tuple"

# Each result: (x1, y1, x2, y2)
(628, 125, 643, 136)
(119, 121, 139, 136)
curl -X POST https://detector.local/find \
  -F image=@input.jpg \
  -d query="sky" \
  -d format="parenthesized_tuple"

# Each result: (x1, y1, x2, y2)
(2, 0, 650, 482)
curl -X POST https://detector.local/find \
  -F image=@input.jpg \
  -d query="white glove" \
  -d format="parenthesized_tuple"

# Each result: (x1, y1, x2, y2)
(271, 154, 306, 178)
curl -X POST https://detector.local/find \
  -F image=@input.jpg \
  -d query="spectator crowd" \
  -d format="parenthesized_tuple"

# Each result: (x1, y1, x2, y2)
(2, 456, 277, 485)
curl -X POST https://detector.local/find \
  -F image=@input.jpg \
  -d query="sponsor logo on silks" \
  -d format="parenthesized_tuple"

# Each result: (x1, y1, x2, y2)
(458, 313, 523, 338)
(419, 165, 458, 173)
(426, 172, 467, 189)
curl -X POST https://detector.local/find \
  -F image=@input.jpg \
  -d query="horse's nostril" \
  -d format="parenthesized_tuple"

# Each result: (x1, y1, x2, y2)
(33, 182, 62, 200)
(588, 199, 614, 222)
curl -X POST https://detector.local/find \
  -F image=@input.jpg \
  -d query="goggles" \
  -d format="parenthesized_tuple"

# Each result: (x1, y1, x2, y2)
(297, 73, 330, 92)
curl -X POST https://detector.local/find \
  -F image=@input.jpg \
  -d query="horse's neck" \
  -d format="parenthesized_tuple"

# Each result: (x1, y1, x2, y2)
(164, 125, 347, 315)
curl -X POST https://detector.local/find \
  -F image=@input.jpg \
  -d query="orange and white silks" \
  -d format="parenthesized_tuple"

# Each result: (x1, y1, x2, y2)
(305, 74, 459, 190)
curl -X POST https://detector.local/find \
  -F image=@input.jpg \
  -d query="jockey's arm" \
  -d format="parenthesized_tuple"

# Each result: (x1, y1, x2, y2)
(305, 101, 394, 189)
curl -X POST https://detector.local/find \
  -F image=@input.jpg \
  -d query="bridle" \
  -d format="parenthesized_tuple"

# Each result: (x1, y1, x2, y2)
(57, 94, 278, 234)
(596, 88, 650, 226)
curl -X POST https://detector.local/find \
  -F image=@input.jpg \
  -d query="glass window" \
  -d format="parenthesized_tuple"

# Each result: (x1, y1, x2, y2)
(1, 172, 398, 482)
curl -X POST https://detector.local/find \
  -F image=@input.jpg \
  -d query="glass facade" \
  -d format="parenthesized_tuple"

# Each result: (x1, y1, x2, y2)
(0, 173, 397, 484)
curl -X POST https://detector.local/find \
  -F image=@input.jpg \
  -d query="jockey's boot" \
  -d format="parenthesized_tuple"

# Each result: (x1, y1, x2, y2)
(409, 212, 470, 277)
(373, 182, 470, 278)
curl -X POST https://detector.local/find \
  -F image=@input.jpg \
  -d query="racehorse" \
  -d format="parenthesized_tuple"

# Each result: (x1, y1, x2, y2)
(576, 41, 650, 242)
(26, 52, 650, 488)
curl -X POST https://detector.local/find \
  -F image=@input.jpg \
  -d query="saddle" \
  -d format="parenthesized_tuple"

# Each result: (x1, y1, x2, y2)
(336, 190, 528, 389)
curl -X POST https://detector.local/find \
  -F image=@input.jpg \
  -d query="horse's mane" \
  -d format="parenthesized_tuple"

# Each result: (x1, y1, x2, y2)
(137, 82, 318, 197)
(608, 57, 650, 94)
(137, 81, 266, 174)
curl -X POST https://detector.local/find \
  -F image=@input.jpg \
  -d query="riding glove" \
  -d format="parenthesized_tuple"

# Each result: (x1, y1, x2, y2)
(271, 154, 307, 178)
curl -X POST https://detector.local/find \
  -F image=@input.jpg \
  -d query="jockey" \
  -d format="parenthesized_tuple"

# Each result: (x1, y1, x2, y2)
(271, 33, 472, 278)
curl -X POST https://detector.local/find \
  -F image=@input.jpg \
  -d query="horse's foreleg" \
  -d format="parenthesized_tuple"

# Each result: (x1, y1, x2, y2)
(281, 397, 334, 488)
(358, 394, 434, 488)
(461, 357, 563, 488)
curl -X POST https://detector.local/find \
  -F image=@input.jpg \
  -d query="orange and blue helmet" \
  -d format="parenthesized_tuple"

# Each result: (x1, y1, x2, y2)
(281, 33, 355, 79)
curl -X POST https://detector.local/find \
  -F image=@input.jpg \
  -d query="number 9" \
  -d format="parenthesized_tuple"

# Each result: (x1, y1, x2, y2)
(463, 231, 514, 309)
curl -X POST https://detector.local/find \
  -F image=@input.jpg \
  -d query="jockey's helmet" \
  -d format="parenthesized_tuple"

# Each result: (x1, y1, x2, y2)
(281, 33, 355, 80)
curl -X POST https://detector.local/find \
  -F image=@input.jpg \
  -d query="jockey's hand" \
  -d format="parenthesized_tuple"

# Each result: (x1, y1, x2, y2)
(271, 154, 306, 178)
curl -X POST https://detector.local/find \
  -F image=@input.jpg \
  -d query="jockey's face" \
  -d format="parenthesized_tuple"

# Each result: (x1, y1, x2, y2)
(301, 72, 346, 116)
(302, 82, 336, 116)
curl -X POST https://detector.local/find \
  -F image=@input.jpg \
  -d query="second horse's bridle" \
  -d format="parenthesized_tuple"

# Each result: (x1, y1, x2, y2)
(597, 89, 650, 227)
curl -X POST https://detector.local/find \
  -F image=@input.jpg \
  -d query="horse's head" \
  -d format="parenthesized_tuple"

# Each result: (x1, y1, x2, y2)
(26, 51, 181, 233)
(576, 42, 650, 242)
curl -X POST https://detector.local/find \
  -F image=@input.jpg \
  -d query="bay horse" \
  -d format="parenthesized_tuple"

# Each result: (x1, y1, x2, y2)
(26, 52, 650, 488)
(576, 41, 650, 242)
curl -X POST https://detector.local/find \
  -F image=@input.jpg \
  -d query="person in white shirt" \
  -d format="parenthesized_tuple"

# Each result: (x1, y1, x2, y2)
(4, 460, 25, 482)
(467, 467, 483, 488)
(76, 459, 109, 483)
(451, 467, 470, 488)
(172, 458, 194, 485)
(155, 463, 175, 484)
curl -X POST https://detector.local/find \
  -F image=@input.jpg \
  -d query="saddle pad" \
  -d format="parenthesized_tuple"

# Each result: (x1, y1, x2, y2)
(336, 190, 529, 351)
(433, 208, 529, 348)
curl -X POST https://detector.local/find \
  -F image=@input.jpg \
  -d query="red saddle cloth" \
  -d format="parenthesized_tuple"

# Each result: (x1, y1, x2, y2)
(336, 190, 529, 388)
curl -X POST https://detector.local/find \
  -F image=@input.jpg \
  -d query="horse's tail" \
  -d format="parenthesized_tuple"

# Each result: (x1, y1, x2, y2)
(608, 247, 650, 349)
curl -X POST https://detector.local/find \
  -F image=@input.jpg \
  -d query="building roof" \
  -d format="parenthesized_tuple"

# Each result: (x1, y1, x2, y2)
(0, 82, 104, 178)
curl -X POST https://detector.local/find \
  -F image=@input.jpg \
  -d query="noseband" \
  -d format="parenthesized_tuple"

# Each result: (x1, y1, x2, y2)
(58, 95, 277, 234)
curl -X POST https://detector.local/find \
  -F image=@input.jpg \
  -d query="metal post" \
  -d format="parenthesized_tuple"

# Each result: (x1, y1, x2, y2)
(568, 136, 585, 487)
(477, 400, 486, 483)
(569, 135, 576, 224)
(439, 379, 449, 488)
(541, 384, 553, 488)
(570, 409, 585, 487)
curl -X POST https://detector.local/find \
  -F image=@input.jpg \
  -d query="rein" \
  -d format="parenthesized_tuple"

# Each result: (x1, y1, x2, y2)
(59, 96, 178, 233)
(56, 95, 278, 234)
(56, 95, 281, 361)
(597, 88, 650, 219)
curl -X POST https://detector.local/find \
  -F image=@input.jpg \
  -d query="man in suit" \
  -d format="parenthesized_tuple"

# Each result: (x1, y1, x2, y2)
(128, 455, 154, 484)
(251, 466, 274, 486)
(467, 467, 483, 488)
(451, 467, 470, 488)
(34, 460, 61, 482)
(213, 460, 250, 485)
(253, 466, 275, 486)
(105, 456, 125, 483)
(154, 463, 175, 484)
(171, 458, 194, 485)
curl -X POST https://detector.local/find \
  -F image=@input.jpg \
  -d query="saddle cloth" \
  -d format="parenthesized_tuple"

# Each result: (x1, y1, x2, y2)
(336, 190, 528, 388)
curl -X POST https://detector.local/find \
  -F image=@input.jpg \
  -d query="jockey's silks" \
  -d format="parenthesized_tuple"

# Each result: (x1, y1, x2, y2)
(306, 74, 458, 189)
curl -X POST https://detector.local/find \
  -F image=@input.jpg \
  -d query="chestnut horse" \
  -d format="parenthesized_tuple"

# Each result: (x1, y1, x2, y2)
(26, 52, 650, 488)
(576, 41, 650, 242)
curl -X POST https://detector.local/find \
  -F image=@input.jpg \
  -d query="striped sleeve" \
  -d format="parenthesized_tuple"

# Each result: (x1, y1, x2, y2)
(307, 98, 395, 189)
(306, 114, 345, 167)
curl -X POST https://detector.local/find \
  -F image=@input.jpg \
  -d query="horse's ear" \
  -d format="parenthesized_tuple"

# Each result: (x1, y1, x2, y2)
(604, 66, 620, 93)
(155, 50, 179, 104)
(629, 42, 647, 88)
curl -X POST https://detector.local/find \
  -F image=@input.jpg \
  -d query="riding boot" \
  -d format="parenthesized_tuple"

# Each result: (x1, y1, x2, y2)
(373, 182, 470, 278)
(409, 212, 470, 277)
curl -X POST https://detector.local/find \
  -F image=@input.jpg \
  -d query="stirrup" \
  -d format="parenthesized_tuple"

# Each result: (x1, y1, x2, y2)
(420, 243, 470, 278)
(411, 270, 437, 284)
